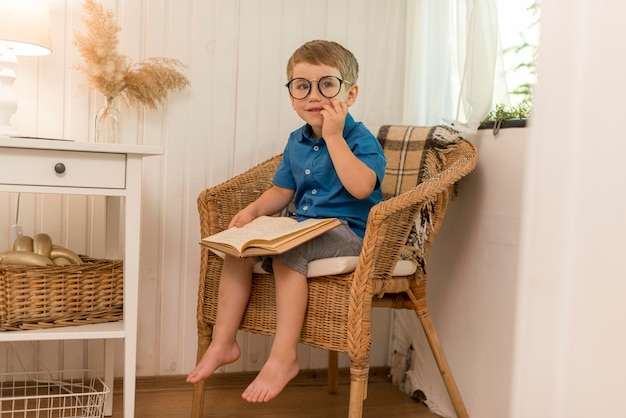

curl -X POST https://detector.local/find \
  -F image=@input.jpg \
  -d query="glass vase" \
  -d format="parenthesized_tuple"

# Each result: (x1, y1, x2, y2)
(95, 96, 121, 143)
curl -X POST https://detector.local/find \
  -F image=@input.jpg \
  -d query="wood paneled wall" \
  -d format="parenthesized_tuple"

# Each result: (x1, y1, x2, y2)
(0, 0, 407, 377)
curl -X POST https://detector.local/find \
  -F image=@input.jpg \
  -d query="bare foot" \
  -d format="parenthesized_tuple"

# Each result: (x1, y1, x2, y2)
(186, 342, 240, 384)
(241, 356, 299, 402)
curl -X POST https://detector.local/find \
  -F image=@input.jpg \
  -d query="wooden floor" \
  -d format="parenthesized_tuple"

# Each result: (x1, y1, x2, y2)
(110, 368, 439, 417)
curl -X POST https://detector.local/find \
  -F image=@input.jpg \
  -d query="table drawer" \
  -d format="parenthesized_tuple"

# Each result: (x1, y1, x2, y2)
(0, 148, 126, 189)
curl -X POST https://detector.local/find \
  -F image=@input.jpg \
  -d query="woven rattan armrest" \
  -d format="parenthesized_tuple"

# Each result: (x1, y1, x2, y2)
(351, 139, 478, 293)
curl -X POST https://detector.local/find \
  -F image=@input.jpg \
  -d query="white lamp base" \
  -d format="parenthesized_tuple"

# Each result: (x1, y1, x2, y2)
(0, 50, 18, 136)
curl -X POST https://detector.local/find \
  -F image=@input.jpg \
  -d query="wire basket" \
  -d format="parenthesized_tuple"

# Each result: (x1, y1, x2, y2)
(0, 370, 109, 418)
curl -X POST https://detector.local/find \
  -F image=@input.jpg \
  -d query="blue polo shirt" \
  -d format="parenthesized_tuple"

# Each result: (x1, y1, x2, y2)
(273, 114, 386, 238)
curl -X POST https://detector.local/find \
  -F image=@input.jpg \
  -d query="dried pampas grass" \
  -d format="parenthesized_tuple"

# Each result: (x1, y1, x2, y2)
(73, 0, 189, 109)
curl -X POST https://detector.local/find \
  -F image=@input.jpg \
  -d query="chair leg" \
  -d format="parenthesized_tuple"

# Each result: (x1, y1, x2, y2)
(328, 350, 339, 394)
(347, 357, 369, 418)
(191, 325, 213, 418)
(191, 378, 206, 418)
(348, 377, 367, 418)
(416, 305, 469, 418)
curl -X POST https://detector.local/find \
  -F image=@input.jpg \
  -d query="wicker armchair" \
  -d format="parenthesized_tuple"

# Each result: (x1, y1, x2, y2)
(191, 125, 478, 418)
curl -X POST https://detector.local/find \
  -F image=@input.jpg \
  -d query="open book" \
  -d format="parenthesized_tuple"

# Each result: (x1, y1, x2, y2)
(200, 216, 342, 258)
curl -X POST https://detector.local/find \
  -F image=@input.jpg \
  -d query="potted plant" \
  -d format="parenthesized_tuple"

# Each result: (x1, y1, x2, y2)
(479, 100, 531, 135)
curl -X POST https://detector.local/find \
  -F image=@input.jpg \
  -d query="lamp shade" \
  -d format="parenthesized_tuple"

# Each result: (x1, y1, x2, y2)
(0, 0, 52, 56)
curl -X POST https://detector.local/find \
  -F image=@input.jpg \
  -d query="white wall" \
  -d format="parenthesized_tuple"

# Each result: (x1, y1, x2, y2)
(0, 0, 408, 377)
(397, 127, 527, 418)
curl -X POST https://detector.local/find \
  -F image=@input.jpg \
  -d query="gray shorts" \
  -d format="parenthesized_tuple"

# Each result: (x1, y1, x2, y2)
(259, 221, 362, 276)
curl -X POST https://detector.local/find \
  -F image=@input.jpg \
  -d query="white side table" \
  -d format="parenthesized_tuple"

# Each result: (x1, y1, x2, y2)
(0, 137, 162, 417)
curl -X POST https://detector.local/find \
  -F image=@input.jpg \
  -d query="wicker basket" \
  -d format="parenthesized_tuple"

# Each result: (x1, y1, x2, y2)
(0, 256, 123, 331)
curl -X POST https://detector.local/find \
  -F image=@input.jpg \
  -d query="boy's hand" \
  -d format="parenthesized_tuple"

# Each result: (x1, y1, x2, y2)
(321, 99, 348, 140)
(228, 186, 294, 229)
(229, 208, 256, 228)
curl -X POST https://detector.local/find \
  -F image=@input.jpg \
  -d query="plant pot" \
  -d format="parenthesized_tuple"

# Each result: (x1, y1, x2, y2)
(479, 118, 528, 136)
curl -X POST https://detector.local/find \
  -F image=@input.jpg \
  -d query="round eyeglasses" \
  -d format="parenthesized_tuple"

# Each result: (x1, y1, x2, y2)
(285, 76, 353, 100)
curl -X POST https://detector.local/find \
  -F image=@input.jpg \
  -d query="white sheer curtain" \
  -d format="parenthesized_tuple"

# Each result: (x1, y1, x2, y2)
(403, 0, 502, 132)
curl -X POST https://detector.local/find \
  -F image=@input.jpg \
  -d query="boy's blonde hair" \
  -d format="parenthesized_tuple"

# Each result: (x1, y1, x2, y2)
(286, 40, 359, 84)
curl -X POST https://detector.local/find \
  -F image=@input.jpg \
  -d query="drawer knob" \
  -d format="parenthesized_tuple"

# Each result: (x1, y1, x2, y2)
(54, 163, 66, 174)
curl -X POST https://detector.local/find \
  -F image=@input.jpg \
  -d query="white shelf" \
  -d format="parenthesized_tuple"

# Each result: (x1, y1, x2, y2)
(0, 321, 125, 342)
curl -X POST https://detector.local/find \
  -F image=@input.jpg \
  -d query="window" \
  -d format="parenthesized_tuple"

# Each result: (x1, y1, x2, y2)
(498, 0, 540, 106)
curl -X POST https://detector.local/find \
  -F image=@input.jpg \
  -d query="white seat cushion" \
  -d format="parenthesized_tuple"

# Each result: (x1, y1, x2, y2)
(210, 250, 417, 278)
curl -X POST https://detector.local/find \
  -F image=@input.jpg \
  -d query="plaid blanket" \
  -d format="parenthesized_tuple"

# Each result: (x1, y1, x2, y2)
(376, 125, 463, 273)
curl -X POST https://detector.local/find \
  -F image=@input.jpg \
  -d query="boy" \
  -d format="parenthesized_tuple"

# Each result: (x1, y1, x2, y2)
(187, 40, 386, 403)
